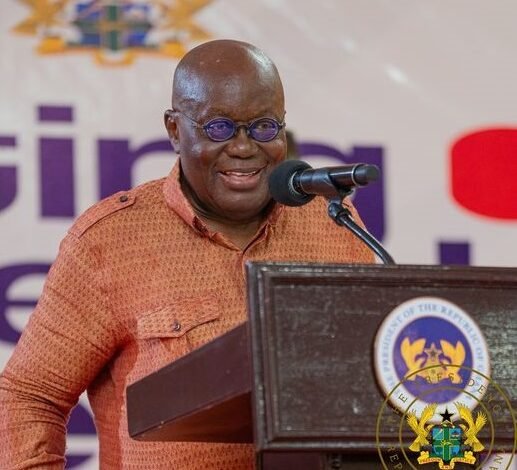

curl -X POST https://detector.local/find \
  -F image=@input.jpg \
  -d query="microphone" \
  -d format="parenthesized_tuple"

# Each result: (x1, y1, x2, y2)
(269, 160, 380, 206)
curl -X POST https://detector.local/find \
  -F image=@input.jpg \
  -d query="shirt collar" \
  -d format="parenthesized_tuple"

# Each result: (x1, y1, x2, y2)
(163, 159, 284, 236)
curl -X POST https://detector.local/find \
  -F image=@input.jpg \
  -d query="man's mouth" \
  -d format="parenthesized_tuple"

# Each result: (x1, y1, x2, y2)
(218, 167, 265, 190)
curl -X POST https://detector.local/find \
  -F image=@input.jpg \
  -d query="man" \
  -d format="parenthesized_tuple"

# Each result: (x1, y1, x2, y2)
(0, 40, 373, 469)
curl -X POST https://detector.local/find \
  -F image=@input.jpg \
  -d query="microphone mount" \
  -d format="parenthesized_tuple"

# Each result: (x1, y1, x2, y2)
(327, 193, 395, 265)
(320, 167, 395, 265)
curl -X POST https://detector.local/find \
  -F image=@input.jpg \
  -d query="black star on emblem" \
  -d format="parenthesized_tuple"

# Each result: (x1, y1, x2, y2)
(440, 408, 453, 422)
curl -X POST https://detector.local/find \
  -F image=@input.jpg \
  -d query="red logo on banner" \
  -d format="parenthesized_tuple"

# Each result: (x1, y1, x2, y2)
(451, 128, 517, 220)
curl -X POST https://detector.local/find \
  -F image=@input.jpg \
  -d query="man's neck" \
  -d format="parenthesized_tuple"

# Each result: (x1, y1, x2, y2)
(180, 174, 273, 250)
(197, 214, 264, 250)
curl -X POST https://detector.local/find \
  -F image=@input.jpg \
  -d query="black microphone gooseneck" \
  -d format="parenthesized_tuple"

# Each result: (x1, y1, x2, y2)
(327, 198, 395, 265)
(269, 160, 395, 265)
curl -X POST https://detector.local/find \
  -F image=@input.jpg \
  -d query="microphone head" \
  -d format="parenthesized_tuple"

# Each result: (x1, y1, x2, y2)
(268, 160, 316, 207)
(353, 164, 380, 186)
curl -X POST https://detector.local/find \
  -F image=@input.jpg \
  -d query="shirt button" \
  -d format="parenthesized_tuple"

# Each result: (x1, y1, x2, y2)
(119, 194, 129, 203)
(172, 321, 181, 332)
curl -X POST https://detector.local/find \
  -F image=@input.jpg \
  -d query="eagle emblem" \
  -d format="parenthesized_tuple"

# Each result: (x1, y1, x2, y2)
(455, 402, 487, 452)
(407, 403, 437, 451)
(401, 337, 466, 384)
(407, 402, 486, 469)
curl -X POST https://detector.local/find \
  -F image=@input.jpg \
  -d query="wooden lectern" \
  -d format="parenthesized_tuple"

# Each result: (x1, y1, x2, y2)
(127, 264, 516, 469)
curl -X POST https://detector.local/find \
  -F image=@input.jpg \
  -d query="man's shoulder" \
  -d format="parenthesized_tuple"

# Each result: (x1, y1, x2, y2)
(69, 178, 166, 238)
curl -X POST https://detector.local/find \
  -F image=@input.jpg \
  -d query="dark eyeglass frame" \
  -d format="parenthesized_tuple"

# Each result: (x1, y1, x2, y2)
(170, 109, 286, 143)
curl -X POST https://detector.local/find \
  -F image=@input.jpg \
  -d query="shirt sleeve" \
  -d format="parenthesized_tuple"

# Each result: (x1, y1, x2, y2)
(0, 233, 122, 469)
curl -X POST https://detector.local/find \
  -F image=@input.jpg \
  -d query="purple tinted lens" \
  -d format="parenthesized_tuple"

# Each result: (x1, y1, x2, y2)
(250, 118, 280, 142)
(204, 118, 235, 141)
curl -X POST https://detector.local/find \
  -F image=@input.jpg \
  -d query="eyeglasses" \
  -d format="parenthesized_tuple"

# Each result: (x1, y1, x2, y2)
(172, 109, 285, 143)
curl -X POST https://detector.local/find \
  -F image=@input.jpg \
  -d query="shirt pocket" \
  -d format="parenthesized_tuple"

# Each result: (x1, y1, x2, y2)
(135, 294, 221, 363)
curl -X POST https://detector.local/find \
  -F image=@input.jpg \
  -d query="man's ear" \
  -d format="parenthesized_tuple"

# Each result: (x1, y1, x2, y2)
(164, 109, 180, 154)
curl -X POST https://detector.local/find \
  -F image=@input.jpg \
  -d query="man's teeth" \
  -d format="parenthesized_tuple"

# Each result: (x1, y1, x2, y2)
(222, 169, 261, 176)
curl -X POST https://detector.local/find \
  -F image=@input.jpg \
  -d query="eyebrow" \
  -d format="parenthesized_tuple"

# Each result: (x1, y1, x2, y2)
(202, 109, 285, 122)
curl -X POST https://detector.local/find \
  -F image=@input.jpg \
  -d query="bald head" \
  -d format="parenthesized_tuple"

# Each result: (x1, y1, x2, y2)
(171, 40, 284, 112)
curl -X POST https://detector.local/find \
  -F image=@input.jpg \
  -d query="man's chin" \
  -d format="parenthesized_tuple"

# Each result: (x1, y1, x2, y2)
(218, 199, 274, 224)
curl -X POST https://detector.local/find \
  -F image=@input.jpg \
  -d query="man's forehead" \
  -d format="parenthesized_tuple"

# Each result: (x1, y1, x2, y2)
(175, 61, 274, 95)
(173, 74, 283, 123)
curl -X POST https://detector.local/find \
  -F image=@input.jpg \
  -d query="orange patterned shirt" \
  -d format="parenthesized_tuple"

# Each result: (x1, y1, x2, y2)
(0, 161, 374, 469)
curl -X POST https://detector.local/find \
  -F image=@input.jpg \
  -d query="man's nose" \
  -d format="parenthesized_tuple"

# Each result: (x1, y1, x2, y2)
(225, 127, 258, 158)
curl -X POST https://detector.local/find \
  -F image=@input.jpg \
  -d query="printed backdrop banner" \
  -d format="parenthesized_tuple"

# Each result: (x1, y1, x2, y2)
(1, 1, 516, 468)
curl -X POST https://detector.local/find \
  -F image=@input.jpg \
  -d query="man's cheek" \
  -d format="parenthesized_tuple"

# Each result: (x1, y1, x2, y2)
(266, 140, 287, 161)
